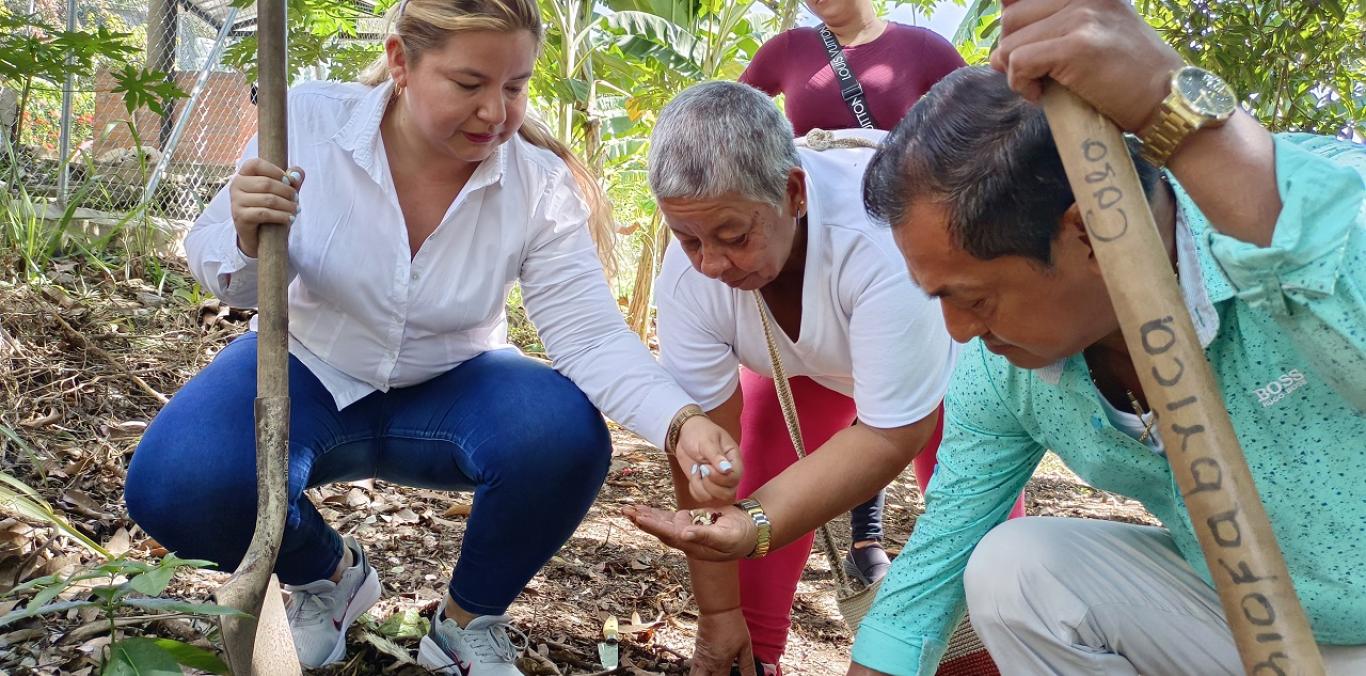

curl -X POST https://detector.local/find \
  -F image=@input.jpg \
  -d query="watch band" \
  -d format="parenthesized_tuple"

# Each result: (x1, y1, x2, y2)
(665, 404, 705, 454)
(1139, 104, 1198, 167)
(736, 497, 772, 559)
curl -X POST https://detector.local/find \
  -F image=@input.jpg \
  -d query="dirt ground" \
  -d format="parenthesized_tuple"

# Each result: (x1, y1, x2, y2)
(0, 259, 1157, 675)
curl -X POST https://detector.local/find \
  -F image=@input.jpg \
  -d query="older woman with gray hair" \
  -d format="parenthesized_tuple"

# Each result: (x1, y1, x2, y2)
(624, 81, 963, 676)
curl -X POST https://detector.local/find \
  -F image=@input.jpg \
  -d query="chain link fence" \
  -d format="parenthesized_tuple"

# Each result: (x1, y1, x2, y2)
(9, 1, 251, 225)
(6, 1, 262, 228)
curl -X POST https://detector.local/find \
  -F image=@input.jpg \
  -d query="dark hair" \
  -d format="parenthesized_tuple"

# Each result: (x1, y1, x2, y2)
(862, 66, 1159, 265)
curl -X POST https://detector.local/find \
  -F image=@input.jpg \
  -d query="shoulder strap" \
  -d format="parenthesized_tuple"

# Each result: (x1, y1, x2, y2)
(816, 23, 878, 130)
(752, 290, 853, 591)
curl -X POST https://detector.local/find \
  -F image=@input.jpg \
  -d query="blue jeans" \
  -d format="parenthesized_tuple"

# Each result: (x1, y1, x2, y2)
(126, 333, 611, 616)
(850, 491, 885, 542)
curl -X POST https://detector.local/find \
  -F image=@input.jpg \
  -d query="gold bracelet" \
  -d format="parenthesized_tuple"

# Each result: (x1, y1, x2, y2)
(736, 497, 772, 559)
(664, 404, 705, 454)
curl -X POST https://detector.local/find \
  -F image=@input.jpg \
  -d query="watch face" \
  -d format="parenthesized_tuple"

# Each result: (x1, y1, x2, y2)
(1176, 66, 1237, 118)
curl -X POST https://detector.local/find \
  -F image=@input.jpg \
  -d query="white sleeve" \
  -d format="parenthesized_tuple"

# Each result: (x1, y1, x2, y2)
(655, 246, 742, 411)
(848, 245, 957, 428)
(519, 169, 694, 449)
(184, 90, 305, 309)
(183, 134, 262, 308)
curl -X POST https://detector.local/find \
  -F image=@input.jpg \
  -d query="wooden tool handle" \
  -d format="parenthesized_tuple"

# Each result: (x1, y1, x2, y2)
(1040, 83, 1323, 675)
(255, 0, 290, 393)
(216, 0, 298, 672)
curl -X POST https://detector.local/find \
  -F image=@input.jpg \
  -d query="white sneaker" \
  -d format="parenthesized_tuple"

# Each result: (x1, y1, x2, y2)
(283, 536, 381, 668)
(417, 599, 527, 675)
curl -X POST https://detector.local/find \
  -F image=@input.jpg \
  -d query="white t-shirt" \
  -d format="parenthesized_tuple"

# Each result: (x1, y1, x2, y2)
(654, 129, 956, 429)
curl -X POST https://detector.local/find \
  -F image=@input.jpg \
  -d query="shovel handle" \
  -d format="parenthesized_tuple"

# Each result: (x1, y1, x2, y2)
(1039, 82, 1324, 675)
(217, 0, 298, 673)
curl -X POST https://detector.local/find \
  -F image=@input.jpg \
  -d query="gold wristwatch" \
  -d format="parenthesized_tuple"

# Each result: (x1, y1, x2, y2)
(665, 404, 706, 454)
(1138, 65, 1237, 168)
(736, 497, 772, 559)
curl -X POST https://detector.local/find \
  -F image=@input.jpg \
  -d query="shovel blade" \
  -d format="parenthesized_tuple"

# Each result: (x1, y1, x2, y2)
(219, 573, 300, 675)
(253, 575, 301, 675)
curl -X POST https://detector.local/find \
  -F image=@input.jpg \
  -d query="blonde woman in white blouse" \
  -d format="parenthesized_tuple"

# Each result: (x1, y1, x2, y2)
(124, 2, 739, 673)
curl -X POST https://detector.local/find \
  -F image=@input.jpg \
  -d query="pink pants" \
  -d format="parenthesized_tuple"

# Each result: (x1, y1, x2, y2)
(736, 369, 1026, 663)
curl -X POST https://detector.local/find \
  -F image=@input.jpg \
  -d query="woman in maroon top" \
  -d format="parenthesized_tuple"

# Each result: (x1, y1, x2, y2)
(741, 0, 965, 137)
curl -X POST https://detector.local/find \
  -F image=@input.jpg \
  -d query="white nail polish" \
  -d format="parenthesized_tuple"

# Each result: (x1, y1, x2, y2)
(700, 465, 712, 479)
(690, 463, 700, 476)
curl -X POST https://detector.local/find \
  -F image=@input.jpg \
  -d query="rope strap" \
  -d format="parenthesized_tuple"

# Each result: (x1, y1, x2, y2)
(798, 128, 882, 151)
(752, 290, 855, 594)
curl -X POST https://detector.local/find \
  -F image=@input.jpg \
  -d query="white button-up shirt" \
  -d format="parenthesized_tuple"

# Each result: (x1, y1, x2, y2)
(185, 80, 692, 448)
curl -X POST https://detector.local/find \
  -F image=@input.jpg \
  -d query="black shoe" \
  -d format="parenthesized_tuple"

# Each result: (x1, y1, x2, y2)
(843, 542, 891, 586)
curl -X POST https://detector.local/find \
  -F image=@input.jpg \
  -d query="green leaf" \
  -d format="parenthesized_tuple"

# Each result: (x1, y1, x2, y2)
(103, 637, 183, 676)
(110, 65, 187, 116)
(6, 573, 65, 598)
(129, 565, 176, 597)
(156, 554, 218, 572)
(151, 639, 229, 674)
(377, 607, 429, 639)
(99, 559, 154, 577)
(28, 576, 74, 611)
(0, 472, 112, 559)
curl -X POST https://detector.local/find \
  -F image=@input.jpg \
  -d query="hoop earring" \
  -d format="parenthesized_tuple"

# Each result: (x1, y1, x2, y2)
(393, 81, 405, 98)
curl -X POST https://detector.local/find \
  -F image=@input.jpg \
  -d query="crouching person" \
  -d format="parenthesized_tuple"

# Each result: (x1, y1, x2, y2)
(848, 2, 1366, 675)
(626, 81, 968, 676)
(123, 1, 742, 672)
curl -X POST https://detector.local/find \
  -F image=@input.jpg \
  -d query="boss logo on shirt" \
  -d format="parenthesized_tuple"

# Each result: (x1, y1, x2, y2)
(1253, 368, 1307, 408)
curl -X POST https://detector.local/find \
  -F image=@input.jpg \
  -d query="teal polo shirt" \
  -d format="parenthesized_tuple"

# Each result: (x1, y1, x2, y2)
(853, 133, 1366, 675)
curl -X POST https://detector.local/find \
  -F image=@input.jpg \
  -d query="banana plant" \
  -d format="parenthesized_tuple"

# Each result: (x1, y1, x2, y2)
(596, 0, 766, 334)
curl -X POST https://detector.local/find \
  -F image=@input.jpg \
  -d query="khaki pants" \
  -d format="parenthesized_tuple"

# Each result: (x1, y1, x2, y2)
(963, 517, 1366, 675)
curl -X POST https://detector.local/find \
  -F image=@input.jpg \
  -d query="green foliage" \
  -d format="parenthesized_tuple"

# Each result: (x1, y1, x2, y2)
(1138, 0, 1365, 136)
(2, 118, 170, 281)
(0, 14, 136, 86)
(0, 468, 111, 558)
(377, 605, 429, 639)
(108, 63, 185, 116)
(221, 0, 388, 84)
(953, 0, 1366, 136)
(951, 0, 998, 65)
(0, 12, 184, 138)
(0, 542, 237, 674)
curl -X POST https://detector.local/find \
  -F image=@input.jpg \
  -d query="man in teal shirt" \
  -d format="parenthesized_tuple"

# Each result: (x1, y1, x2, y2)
(850, 0, 1365, 674)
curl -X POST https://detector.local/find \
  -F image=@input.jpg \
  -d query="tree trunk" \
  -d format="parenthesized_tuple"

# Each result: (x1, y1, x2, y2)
(626, 213, 669, 339)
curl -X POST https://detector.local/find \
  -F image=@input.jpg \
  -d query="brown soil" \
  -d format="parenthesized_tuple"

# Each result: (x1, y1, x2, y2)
(0, 258, 1156, 675)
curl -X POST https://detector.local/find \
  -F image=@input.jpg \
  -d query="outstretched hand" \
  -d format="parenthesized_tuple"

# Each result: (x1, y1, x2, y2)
(623, 504, 757, 562)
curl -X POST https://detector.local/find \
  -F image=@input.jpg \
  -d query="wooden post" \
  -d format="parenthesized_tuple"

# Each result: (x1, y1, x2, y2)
(214, 0, 298, 672)
(1040, 82, 1324, 676)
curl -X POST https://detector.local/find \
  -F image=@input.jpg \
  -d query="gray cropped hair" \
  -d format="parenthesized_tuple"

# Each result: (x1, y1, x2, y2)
(648, 81, 800, 207)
